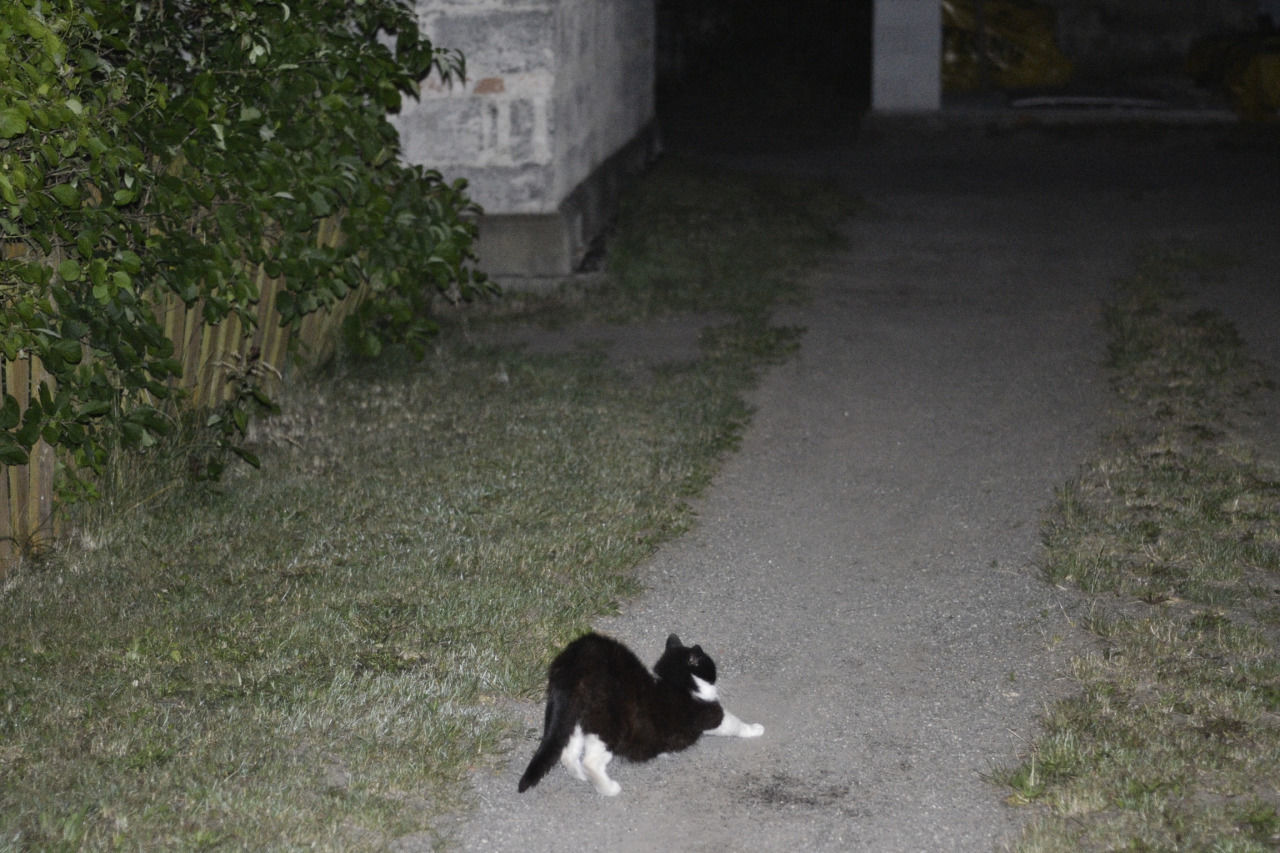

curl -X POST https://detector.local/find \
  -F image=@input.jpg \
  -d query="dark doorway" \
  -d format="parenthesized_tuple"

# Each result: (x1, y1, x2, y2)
(656, 0, 873, 153)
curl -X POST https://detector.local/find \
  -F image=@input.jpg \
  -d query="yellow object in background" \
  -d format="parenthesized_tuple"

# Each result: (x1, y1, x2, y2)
(942, 0, 1074, 93)
(1189, 33, 1280, 120)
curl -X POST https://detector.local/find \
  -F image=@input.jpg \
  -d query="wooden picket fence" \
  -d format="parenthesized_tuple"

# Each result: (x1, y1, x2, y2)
(0, 216, 363, 572)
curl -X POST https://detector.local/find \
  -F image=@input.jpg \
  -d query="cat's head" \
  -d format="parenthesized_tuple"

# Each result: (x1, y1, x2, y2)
(654, 633, 717, 694)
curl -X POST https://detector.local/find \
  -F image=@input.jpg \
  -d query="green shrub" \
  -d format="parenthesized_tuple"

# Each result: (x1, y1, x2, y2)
(0, 0, 487, 493)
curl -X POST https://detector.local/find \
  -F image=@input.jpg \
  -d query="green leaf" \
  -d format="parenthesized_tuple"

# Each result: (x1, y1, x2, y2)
(0, 395, 20, 430)
(0, 107, 27, 139)
(76, 400, 112, 420)
(181, 97, 209, 124)
(231, 446, 262, 468)
(274, 289, 295, 318)
(214, 204, 239, 241)
(16, 410, 43, 447)
(0, 438, 29, 466)
(51, 183, 80, 209)
(120, 421, 144, 445)
(52, 338, 83, 365)
(58, 259, 83, 282)
(89, 258, 108, 288)
(132, 407, 171, 435)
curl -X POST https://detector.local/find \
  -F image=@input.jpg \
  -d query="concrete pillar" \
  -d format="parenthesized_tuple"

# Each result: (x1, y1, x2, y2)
(872, 0, 942, 112)
(393, 0, 658, 280)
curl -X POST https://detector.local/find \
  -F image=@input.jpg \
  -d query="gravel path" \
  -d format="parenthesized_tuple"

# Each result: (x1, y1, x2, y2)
(405, 119, 1280, 852)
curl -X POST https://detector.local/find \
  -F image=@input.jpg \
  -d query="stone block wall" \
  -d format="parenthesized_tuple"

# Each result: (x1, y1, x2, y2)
(393, 0, 657, 278)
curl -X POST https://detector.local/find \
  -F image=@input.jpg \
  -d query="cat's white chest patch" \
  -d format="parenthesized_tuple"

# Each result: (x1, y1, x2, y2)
(691, 675, 718, 702)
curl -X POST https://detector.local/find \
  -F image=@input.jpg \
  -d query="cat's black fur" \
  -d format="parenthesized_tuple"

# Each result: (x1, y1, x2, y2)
(517, 632, 727, 793)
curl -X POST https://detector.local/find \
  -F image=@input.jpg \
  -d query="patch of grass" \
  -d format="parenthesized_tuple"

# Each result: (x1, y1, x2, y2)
(0, 161, 849, 849)
(996, 248, 1280, 851)
(599, 158, 851, 320)
(446, 156, 852, 331)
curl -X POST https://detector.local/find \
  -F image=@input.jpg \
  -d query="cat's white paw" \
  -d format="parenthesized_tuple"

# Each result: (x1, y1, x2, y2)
(596, 779, 622, 797)
(708, 710, 764, 738)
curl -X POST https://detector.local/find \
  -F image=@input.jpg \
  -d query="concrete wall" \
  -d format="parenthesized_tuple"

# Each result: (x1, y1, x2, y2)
(394, 0, 657, 277)
(872, 0, 942, 112)
(551, 0, 654, 203)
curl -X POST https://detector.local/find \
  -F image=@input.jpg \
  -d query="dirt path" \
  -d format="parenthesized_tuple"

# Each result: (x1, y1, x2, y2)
(406, 121, 1280, 852)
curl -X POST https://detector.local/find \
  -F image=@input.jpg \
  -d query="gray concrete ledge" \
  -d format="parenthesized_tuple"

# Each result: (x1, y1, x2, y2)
(475, 119, 662, 281)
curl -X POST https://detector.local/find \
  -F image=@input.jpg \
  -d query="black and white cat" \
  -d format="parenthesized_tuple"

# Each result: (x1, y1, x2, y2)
(517, 632, 764, 796)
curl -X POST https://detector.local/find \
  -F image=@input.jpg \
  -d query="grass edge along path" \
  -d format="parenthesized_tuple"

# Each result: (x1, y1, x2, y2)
(0, 159, 850, 850)
(996, 248, 1280, 851)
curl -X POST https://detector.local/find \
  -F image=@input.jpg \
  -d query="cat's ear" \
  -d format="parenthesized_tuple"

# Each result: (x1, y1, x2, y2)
(666, 633, 682, 650)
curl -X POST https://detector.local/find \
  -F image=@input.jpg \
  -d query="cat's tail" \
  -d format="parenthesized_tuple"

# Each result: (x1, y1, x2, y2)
(518, 686, 573, 793)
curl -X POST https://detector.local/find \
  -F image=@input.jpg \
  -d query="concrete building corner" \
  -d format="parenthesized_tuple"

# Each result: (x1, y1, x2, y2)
(393, 0, 658, 281)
